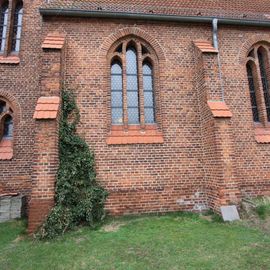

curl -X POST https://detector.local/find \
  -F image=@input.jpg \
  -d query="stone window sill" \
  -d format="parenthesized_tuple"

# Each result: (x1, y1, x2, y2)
(107, 125, 164, 145)
(0, 55, 20, 64)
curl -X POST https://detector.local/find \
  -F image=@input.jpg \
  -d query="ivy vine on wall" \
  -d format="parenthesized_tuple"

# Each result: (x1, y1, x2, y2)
(36, 90, 108, 239)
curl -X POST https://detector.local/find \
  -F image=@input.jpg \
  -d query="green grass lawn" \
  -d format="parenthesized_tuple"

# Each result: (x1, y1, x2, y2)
(1, 213, 270, 270)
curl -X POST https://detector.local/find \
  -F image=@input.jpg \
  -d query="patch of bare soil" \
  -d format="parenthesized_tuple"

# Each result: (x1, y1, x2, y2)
(101, 222, 127, 233)
(13, 235, 26, 243)
(200, 215, 213, 222)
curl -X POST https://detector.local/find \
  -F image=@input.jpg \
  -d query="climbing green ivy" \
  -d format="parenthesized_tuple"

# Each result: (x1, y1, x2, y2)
(36, 90, 108, 239)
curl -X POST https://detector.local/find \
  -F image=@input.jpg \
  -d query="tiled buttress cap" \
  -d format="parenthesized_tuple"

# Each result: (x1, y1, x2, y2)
(42, 33, 66, 50)
(193, 40, 218, 53)
(255, 128, 270, 143)
(33, 96, 60, 120)
(207, 101, 233, 118)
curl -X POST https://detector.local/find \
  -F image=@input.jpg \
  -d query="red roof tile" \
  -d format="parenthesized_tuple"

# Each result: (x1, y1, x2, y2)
(0, 139, 13, 160)
(40, 0, 270, 22)
(207, 101, 232, 118)
(33, 96, 60, 120)
(42, 33, 66, 50)
(194, 40, 218, 53)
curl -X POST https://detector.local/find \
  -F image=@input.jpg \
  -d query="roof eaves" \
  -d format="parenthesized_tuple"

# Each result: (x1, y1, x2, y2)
(39, 8, 270, 27)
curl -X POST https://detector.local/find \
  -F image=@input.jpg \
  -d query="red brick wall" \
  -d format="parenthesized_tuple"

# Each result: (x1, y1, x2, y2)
(41, 19, 269, 214)
(2, 5, 270, 219)
(0, 0, 43, 204)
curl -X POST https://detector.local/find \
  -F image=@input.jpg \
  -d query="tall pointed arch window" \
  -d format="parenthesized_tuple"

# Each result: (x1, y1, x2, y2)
(0, 98, 14, 159)
(246, 45, 270, 125)
(0, 0, 23, 57)
(143, 61, 155, 124)
(257, 49, 270, 122)
(110, 40, 156, 126)
(0, 1, 9, 53)
(111, 60, 123, 124)
(246, 62, 259, 122)
(126, 45, 140, 124)
(11, 0, 23, 53)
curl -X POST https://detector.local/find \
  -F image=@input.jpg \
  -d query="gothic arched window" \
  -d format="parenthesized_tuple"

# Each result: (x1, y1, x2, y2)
(246, 61, 259, 122)
(11, 1, 23, 53)
(246, 45, 270, 125)
(0, 1, 9, 53)
(0, 98, 14, 159)
(0, 99, 13, 140)
(110, 39, 157, 126)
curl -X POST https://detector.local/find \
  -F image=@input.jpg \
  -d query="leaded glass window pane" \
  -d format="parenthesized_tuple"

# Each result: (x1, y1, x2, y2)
(111, 92, 123, 107)
(128, 108, 139, 124)
(143, 62, 155, 124)
(11, 2, 23, 53)
(112, 108, 123, 125)
(258, 51, 270, 122)
(0, 2, 8, 53)
(144, 92, 154, 107)
(127, 76, 138, 91)
(144, 108, 155, 124)
(246, 63, 260, 122)
(111, 61, 123, 124)
(126, 47, 140, 124)
(126, 47, 138, 74)
(111, 75, 122, 91)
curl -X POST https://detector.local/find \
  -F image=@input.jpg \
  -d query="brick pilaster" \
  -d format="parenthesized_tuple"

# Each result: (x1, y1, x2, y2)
(28, 33, 65, 234)
(194, 41, 241, 212)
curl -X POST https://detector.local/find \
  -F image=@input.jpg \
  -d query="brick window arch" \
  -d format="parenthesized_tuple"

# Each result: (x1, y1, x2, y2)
(246, 44, 270, 125)
(0, 98, 14, 159)
(107, 37, 163, 145)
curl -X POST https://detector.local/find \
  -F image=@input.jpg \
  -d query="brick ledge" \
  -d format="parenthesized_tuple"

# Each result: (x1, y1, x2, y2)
(107, 125, 164, 145)
(0, 55, 20, 64)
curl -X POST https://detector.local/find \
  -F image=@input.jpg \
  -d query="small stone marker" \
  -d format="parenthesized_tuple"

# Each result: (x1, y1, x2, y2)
(220, 205, 240, 222)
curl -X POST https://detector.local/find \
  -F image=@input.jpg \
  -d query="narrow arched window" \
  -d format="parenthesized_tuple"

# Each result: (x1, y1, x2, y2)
(126, 46, 139, 124)
(246, 44, 270, 128)
(0, 98, 14, 160)
(143, 62, 155, 123)
(246, 62, 260, 122)
(111, 60, 123, 124)
(0, 1, 8, 53)
(258, 50, 270, 122)
(0, 99, 13, 140)
(3, 114, 13, 138)
(11, 1, 23, 53)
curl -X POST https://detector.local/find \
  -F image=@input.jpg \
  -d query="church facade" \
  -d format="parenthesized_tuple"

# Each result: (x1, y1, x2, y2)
(1, 0, 270, 232)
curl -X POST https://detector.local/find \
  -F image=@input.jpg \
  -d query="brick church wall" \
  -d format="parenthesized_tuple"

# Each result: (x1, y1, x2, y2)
(1, 2, 270, 223)
(40, 17, 270, 215)
(0, 0, 43, 206)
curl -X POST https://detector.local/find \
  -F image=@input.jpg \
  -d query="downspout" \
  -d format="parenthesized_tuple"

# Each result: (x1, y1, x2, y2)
(212, 18, 225, 102)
